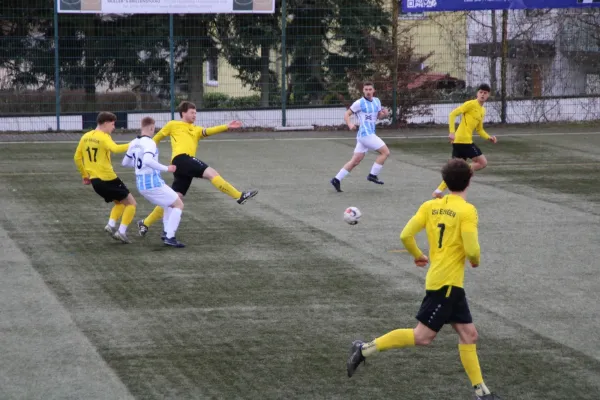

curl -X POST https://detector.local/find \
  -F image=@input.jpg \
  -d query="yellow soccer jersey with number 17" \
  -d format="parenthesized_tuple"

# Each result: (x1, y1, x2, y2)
(74, 130, 129, 181)
(400, 194, 481, 291)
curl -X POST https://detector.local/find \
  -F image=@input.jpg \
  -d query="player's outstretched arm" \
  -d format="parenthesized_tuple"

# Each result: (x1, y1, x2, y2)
(461, 206, 481, 267)
(400, 205, 427, 266)
(475, 119, 492, 141)
(142, 152, 171, 172)
(153, 123, 172, 144)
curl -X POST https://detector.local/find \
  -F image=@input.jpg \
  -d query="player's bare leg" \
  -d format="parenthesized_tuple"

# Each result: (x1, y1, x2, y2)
(202, 167, 258, 204)
(331, 152, 365, 192)
(112, 194, 137, 243)
(367, 144, 389, 185)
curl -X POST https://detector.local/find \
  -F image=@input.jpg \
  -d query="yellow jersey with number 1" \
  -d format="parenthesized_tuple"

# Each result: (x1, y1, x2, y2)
(400, 194, 481, 290)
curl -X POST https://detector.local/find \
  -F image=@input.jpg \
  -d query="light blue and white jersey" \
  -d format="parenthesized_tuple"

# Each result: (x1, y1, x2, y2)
(125, 136, 166, 191)
(350, 97, 382, 138)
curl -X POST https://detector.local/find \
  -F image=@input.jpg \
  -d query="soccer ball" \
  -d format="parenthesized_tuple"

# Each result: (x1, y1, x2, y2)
(343, 207, 362, 225)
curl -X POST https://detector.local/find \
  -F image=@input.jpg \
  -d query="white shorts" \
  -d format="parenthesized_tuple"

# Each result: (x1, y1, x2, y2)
(139, 185, 179, 208)
(354, 134, 386, 154)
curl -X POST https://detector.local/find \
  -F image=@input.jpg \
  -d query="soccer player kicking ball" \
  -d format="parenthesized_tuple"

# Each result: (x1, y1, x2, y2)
(74, 112, 137, 243)
(347, 159, 502, 400)
(330, 82, 390, 193)
(433, 84, 497, 199)
(122, 117, 185, 248)
(137, 101, 258, 238)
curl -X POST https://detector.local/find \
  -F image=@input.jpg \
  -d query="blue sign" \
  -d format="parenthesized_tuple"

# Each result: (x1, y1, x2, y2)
(402, 0, 600, 13)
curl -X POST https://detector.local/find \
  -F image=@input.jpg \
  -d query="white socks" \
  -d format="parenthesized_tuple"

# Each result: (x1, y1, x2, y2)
(370, 163, 383, 176)
(335, 168, 350, 181)
(165, 208, 182, 239)
(163, 207, 172, 231)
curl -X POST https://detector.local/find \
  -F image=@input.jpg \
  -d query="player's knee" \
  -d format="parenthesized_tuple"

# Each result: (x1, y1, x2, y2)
(414, 334, 435, 346)
(203, 167, 218, 180)
(378, 146, 390, 157)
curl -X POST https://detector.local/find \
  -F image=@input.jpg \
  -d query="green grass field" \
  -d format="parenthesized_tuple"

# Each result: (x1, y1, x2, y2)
(1, 130, 599, 399)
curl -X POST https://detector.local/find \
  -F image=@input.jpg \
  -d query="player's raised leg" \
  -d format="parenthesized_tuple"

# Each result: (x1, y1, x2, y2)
(347, 322, 435, 377)
(105, 203, 125, 235)
(112, 193, 136, 244)
(331, 151, 365, 192)
(202, 167, 258, 204)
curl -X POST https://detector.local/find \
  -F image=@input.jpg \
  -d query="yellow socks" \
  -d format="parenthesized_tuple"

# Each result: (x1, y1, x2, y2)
(108, 203, 125, 227)
(211, 175, 242, 199)
(117, 205, 136, 235)
(361, 329, 415, 357)
(459, 344, 485, 388)
(143, 206, 164, 227)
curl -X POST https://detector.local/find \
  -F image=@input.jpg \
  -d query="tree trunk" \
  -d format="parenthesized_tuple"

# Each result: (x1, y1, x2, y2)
(260, 44, 270, 107)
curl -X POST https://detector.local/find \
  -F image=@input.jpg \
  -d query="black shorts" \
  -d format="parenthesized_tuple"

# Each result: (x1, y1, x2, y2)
(171, 154, 210, 196)
(452, 143, 483, 160)
(91, 177, 130, 203)
(415, 286, 472, 332)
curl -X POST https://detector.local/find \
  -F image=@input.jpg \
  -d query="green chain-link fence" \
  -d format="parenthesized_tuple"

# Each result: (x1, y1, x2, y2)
(2, 1, 600, 131)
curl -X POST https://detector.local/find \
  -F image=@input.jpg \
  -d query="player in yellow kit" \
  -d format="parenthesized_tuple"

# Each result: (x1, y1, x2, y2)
(74, 112, 137, 244)
(137, 101, 258, 238)
(433, 84, 497, 199)
(347, 159, 501, 400)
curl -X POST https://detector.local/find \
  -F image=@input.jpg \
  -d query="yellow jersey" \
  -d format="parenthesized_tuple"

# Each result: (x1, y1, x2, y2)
(74, 130, 129, 181)
(153, 120, 228, 160)
(400, 194, 481, 290)
(449, 99, 490, 144)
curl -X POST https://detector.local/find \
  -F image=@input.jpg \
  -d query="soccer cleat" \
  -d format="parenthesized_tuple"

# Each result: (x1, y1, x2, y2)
(112, 231, 131, 244)
(432, 189, 444, 199)
(330, 178, 343, 192)
(237, 189, 258, 204)
(367, 174, 384, 185)
(163, 237, 185, 248)
(474, 394, 502, 400)
(137, 220, 149, 237)
(347, 340, 366, 378)
(104, 224, 116, 235)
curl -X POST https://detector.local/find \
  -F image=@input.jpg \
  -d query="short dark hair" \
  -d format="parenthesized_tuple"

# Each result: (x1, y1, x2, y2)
(178, 101, 196, 117)
(96, 112, 117, 125)
(141, 116, 155, 128)
(477, 83, 491, 93)
(363, 82, 374, 88)
(442, 159, 473, 192)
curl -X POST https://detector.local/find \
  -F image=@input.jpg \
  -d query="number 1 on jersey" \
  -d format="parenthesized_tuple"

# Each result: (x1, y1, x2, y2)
(437, 223, 446, 248)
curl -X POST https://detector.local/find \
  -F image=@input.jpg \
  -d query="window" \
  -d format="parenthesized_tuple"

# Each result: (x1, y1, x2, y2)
(206, 55, 218, 87)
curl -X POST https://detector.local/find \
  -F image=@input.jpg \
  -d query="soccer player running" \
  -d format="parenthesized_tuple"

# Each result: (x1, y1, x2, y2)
(347, 159, 501, 400)
(330, 82, 390, 192)
(122, 117, 185, 248)
(137, 101, 258, 238)
(432, 84, 497, 199)
(74, 112, 137, 244)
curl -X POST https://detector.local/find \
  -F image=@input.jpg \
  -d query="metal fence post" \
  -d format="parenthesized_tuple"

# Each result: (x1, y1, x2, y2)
(54, 0, 60, 131)
(281, 0, 287, 127)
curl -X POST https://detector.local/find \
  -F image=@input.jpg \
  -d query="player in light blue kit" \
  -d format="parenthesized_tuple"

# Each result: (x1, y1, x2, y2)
(330, 82, 390, 192)
(122, 117, 185, 248)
